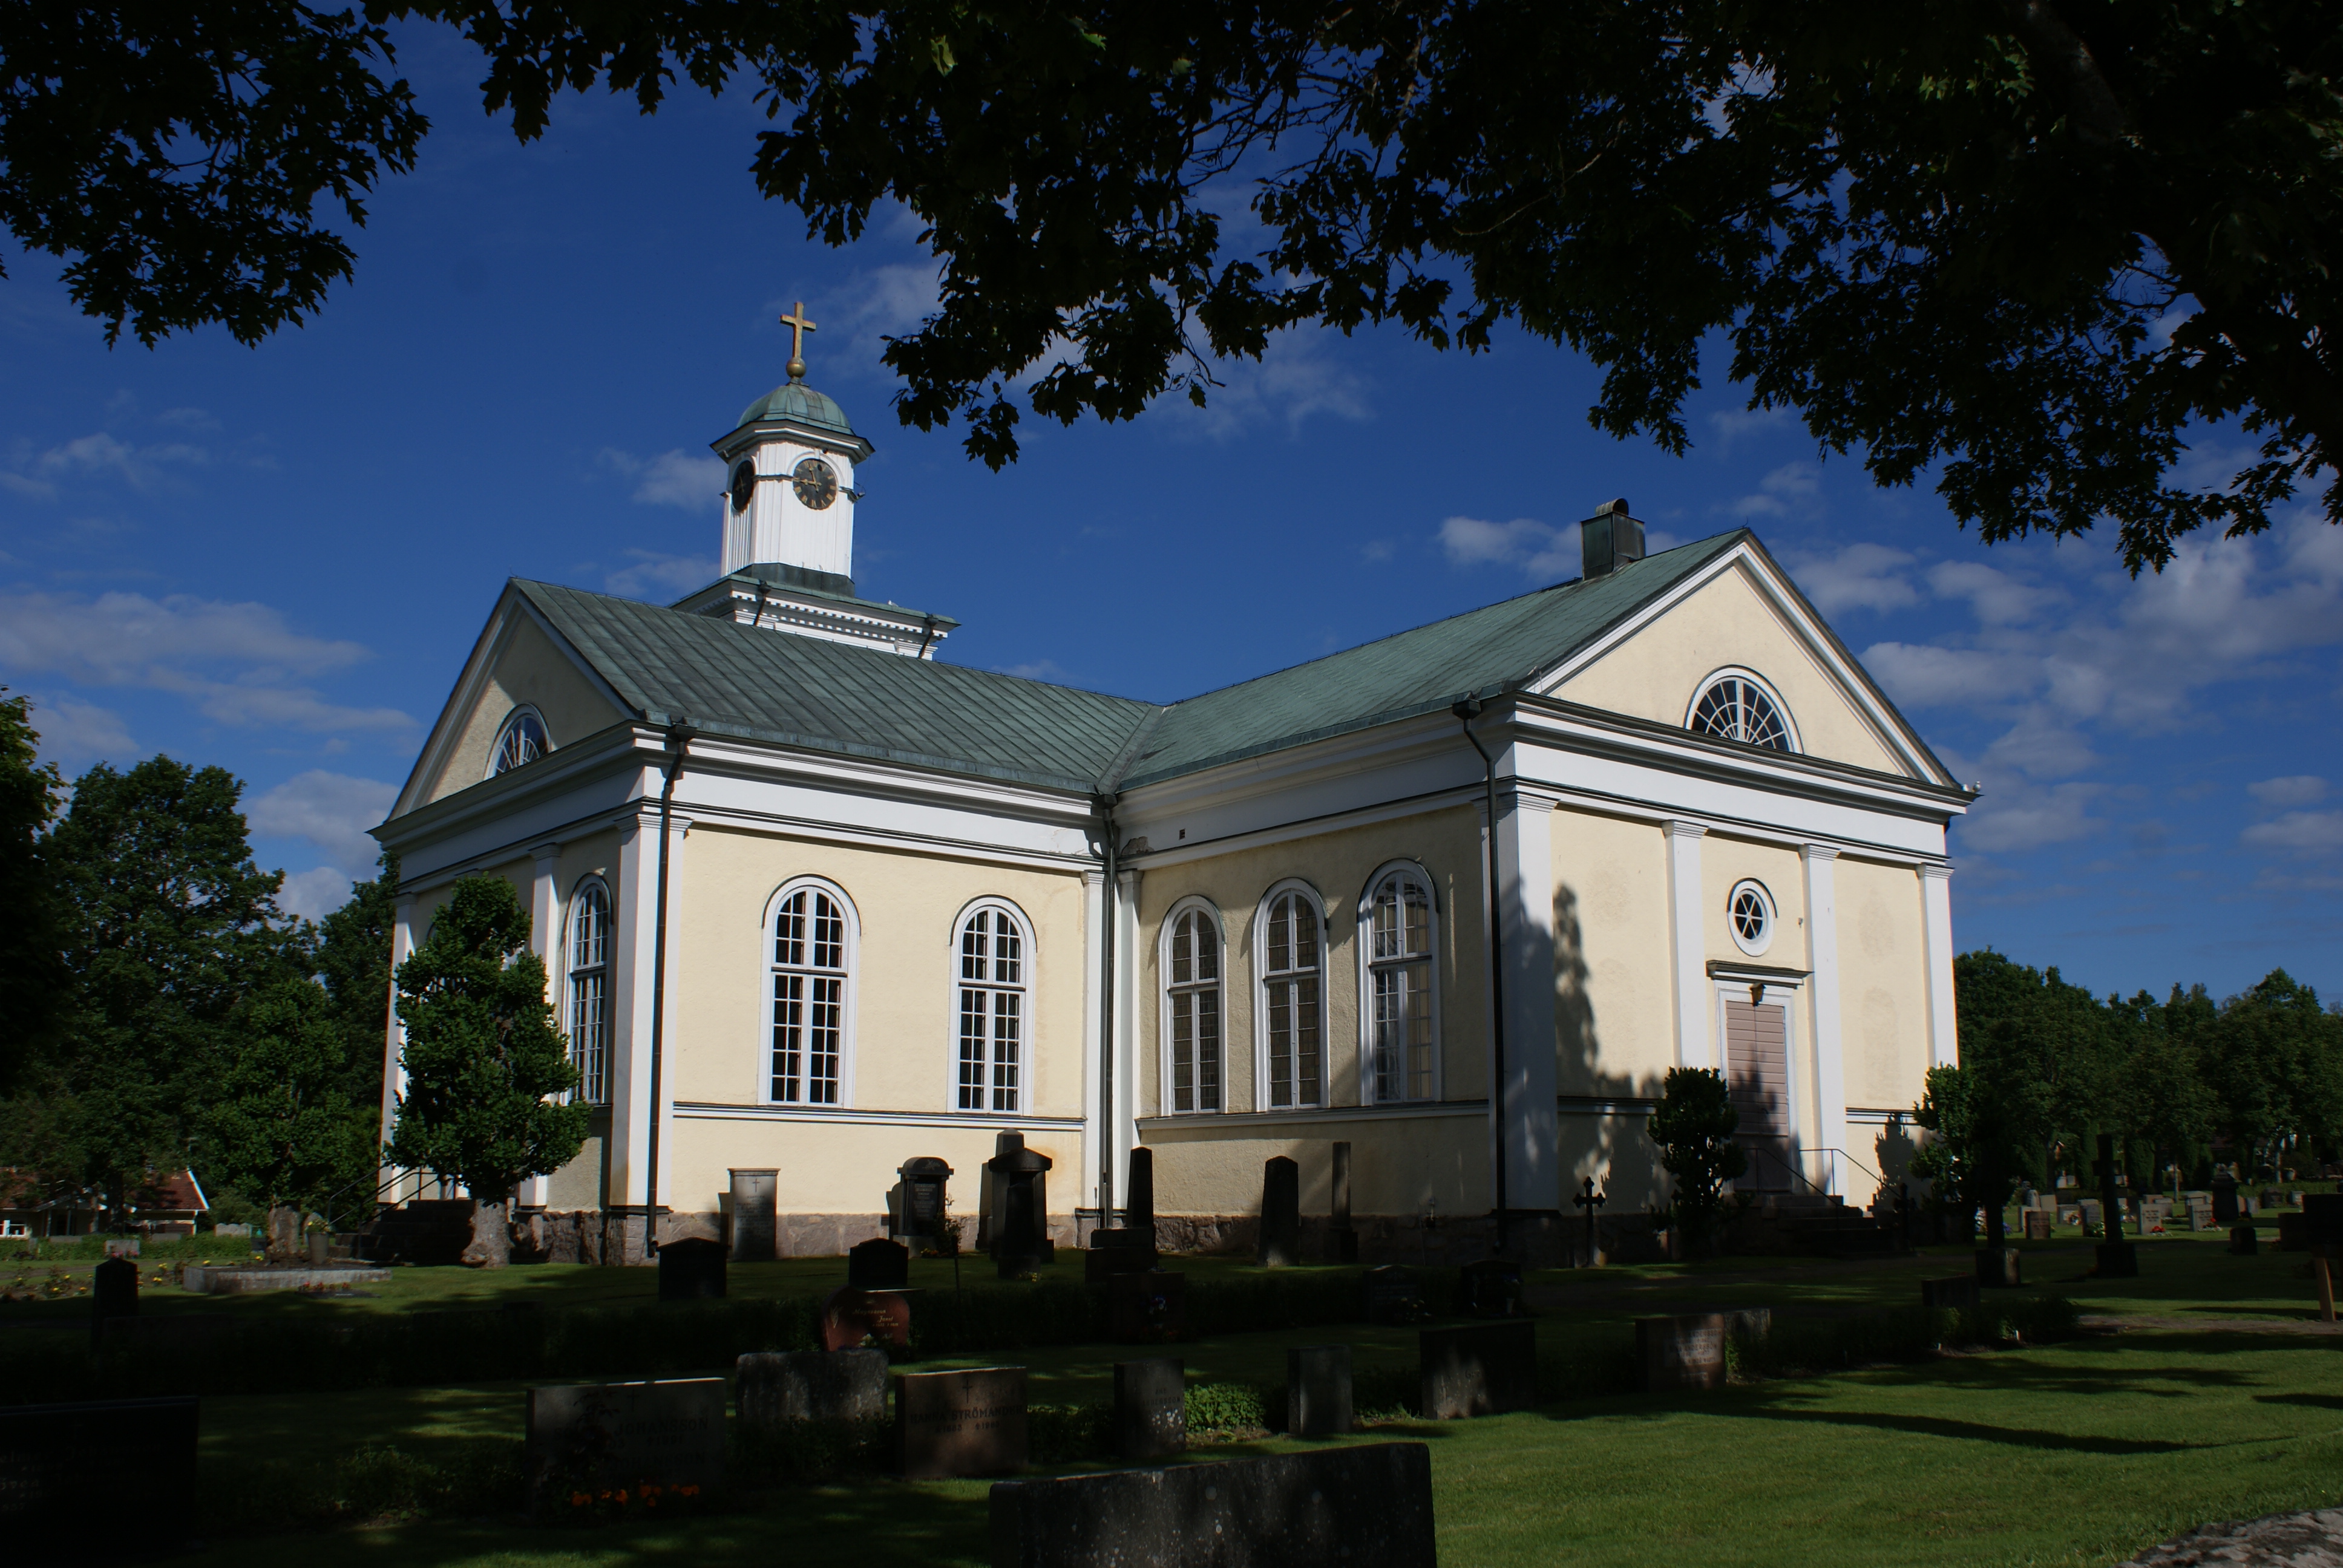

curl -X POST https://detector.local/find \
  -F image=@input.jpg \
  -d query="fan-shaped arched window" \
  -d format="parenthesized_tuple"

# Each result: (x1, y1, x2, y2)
(490, 707, 550, 776)
(1364, 867, 1438, 1103)
(564, 879, 611, 1105)
(1258, 885, 1324, 1109)
(1688, 672, 1794, 751)
(769, 880, 854, 1105)
(1162, 903, 1223, 1114)
(956, 902, 1031, 1112)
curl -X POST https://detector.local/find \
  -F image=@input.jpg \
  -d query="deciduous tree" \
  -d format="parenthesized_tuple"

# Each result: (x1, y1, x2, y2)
(1647, 1066, 1746, 1249)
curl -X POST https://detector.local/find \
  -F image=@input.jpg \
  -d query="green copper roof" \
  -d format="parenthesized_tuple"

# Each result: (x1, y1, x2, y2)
(736, 380, 855, 436)
(510, 531, 1752, 797)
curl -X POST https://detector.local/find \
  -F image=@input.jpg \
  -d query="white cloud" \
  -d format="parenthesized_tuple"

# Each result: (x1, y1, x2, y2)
(0, 588, 413, 733)
(1438, 515, 1578, 580)
(248, 769, 396, 869)
(2240, 810, 2343, 854)
(278, 865, 363, 921)
(1925, 560, 2059, 626)
(997, 658, 1070, 682)
(2249, 776, 2329, 808)
(1958, 779, 2103, 853)
(9, 431, 209, 494)
(820, 264, 942, 370)
(605, 549, 718, 600)
(1786, 542, 1919, 617)
(25, 694, 136, 766)
(1158, 330, 1372, 440)
(600, 448, 724, 510)
(1861, 642, 2037, 708)
(1726, 462, 1820, 519)
(1706, 405, 1792, 452)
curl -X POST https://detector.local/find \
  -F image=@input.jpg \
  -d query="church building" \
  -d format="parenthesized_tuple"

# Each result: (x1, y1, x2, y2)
(375, 320, 1970, 1263)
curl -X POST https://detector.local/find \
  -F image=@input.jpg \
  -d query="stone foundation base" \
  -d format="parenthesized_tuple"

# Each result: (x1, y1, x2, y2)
(512, 1208, 1083, 1264)
(1146, 1212, 1664, 1269)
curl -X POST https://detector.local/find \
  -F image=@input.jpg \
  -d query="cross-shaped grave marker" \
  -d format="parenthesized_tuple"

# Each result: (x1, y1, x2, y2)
(1572, 1175, 1607, 1268)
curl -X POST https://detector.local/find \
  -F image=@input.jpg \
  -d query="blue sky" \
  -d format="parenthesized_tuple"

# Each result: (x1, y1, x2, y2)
(3, 28, 2339, 1005)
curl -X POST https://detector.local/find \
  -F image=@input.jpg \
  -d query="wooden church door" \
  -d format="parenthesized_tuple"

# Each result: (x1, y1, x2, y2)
(1723, 993, 1792, 1189)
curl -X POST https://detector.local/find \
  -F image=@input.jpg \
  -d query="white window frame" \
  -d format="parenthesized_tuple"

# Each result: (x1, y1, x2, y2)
(1158, 896, 1227, 1117)
(1711, 972, 1808, 1181)
(761, 876, 859, 1108)
(1355, 860, 1443, 1105)
(563, 875, 612, 1106)
(1252, 878, 1328, 1112)
(487, 705, 552, 778)
(1727, 878, 1778, 958)
(1684, 667, 1801, 754)
(949, 897, 1035, 1114)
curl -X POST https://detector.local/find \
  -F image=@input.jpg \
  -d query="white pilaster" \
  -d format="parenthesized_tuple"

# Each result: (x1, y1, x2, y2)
(1665, 820, 1712, 1070)
(1081, 868, 1104, 1213)
(1115, 869, 1141, 1160)
(379, 893, 417, 1201)
(519, 843, 563, 1209)
(1919, 864, 1958, 1068)
(1492, 786, 1561, 1212)
(1801, 844, 1849, 1196)
(606, 810, 657, 1209)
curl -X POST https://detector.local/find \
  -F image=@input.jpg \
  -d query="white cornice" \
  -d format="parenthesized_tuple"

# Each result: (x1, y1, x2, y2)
(673, 1101, 1082, 1131)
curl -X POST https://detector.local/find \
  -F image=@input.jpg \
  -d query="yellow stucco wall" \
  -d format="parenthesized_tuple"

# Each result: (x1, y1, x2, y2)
(428, 612, 623, 803)
(1552, 806, 1673, 1097)
(1144, 1114, 1490, 1218)
(1838, 855, 1931, 1115)
(1551, 560, 1906, 776)
(668, 1120, 1083, 1223)
(1132, 805, 1487, 1123)
(1702, 834, 1808, 969)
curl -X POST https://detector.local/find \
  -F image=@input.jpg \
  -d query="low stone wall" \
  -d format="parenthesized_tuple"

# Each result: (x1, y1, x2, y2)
(511, 1209, 1084, 1264)
(1149, 1212, 1659, 1269)
(182, 1265, 391, 1294)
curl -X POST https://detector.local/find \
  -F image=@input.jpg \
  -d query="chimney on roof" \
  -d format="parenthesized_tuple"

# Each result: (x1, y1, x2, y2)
(1580, 498, 1645, 580)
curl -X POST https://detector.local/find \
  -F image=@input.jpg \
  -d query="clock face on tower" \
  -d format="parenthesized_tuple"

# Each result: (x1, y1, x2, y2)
(729, 461, 756, 514)
(791, 457, 839, 511)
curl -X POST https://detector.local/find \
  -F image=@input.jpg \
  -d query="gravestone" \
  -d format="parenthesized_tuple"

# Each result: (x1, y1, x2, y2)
(1921, 1275, 1979, 1313)
(2264, 1187, 2289, 1209)
(103, 1237, 140, 1258)
(1084, 1232, 1153, 1284)
(2278, 1212, 2309, 1252)
(820, 1285, 912, 1351)
(1107, 1270, 1185, 1342)
(730, 1168, 778, 1263)
(2096, 1239, 2138, 1278)
(988, 1442, 1437, 1568)
(1330, 1141, 1358, 1263)
(737, 1348, 890, 1429)
(2212, 1175, 2241, 1224)
(2022, 1210, 2053, 1242)
(1257, 1156, 1301, 1268)
(2230, 1223, 2259, 1255)
(988, 1138, 1055, 1276)
(2302, 1193, 2343, 1248)
(897, 1366, 1027, 1478)
(1419, 1320, 1536, 1418)
(1362, 1264, 1429, 1325)
(848, 1237, 910, 1290)
(894, 1157, 952, 1248)
(91, 1256, 137, 1323)
(2077, 1198, 2103, 1235)
(2186, 1195, 2214, 1232)
(1288, 1344, 1354, 1438)
(658, 1236, 727, 1301)
(1113, 1356, 1185, 1460)
(0, 1396, 198, 1544)
(1976, 1247, 2022, 1288)
(1126, 1146, 1157, 1247)
(1636, 1314, 1728, 1393)
(1457, 1258, 1523, 1318)
(524, 1378, 727, 1503)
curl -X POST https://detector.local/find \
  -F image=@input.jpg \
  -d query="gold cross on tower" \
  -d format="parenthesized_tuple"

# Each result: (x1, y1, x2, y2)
(779, 301, 818, 382)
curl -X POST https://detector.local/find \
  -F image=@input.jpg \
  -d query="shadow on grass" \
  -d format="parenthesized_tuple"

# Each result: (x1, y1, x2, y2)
(1706, 1400, 2203, 1455)
(2255, 1393, 2343, 1410)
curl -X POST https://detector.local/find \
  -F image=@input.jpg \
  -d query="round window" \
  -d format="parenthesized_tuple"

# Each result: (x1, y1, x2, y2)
(1728, 880, 1775, 956)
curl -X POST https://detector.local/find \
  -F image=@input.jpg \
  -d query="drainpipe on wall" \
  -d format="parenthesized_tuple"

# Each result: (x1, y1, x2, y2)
(1452, 696, 1511, 1257)
(643, 720, 690, 1259)
(1095, 793, 1119, 1223)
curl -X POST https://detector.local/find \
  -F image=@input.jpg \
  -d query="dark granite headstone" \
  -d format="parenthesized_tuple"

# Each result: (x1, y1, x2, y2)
(989, 1138, 1056, 1276)
(91, 1256, 137, 1321)
(2022, 1210, 2053, 1241)
(1257, 1156, 1301, 1268)
(2212, 1175, 2241, 1224)
(897, 1366, 1027, 1478)
(736, 1348, 888, 1429)
(1419, 1320, 1536, 1418)
(1113, 1356, 1185, 1460)
(819, 1285, 913, 1351)
(524, 1378, 726, 1503)
(0, 1396, 197, 1546)
(1107, 1270, 1185, 1342)
(848, 1236, 911, 1289)
(730, 1168, 778, 1263)
(1636, 1313, 1727, 1393)
(895, 1156, 953, 1247)
(989, 1442, 1437, 1568)
(1084, 1232, 1154, 1283)
(1457, 1258, 1522, 1318)
(658, 1236, 727, 1300)
(1126, 1146, 1156, 1247)
(1974, 1246, 2021, 1288)
(2230, 1223, 2259, 1255)
(1362, 1264, 1429, 1325)
(1286, 1344, 1353, 1438)
(1330, 1140, 1358, 1263)
(1921, 1275, 1979, 1313)
(2303, 1193, 2343, 1249)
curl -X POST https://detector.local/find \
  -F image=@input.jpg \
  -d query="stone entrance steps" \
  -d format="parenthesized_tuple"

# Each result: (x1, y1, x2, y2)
(1731, 1192, 1901, 1257)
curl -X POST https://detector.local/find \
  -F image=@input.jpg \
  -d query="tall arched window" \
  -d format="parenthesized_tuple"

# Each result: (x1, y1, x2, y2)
(1364, 866, 1438, 1103)
(490, 707, 549, 776)
(956, 903, 1030, 1112)
(1162, 903, 1223, 1114)
(1258, 884, 1324, 1109)
(769, 880, 853, 1105)
(565, 879, 611, 1105)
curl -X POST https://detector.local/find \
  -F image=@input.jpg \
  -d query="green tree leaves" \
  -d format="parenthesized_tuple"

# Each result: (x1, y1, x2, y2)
(0, 691, 65, 1089)
(205, 975, 379, 1216)
(1647, 1066, 1748, 1244)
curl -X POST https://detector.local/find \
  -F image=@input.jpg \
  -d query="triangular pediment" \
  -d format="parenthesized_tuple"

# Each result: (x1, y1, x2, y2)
(1533, 537, 1956, 786)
